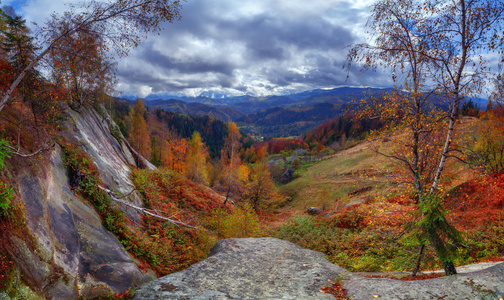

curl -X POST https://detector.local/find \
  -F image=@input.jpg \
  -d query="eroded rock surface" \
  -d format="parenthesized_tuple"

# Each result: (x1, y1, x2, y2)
(5, 106, 154, 299)
(133, 238, 349, 299)
(134, 238, 504, 300)
(345, 263, 504, 299)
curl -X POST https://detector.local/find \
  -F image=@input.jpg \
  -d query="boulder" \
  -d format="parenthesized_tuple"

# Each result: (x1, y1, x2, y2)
(307, 207, 323, 215)
(344, 262, 504, 299)
(8, 106, 154, 299)
(133, 238, 349, 299)
(344, 198, 365, 208)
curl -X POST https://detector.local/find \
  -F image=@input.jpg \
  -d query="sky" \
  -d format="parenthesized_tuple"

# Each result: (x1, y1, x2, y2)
(4, 0, 393, 98)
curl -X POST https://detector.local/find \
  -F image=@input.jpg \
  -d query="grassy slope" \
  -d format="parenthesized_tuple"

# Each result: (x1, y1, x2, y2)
(279, 117, 479, 217)
(280, 141, 399, 215)
(270, 117, 504, 273)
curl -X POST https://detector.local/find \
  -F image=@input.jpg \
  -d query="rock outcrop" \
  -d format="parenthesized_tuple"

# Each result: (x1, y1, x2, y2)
(1, 105, 154, 299)
(133, 238, 349, 299)
(134, 238, 504, 300)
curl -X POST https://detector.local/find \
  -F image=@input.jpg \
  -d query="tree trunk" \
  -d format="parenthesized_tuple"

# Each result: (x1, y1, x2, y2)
(412, 244, 425, 276)
(442, 260, 457, 276)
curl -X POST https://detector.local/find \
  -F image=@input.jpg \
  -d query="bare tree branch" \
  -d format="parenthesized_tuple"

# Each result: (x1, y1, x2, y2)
(98, 186, 199, 229)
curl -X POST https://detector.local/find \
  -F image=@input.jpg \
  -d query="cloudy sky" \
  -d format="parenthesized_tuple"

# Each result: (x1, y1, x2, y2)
(5, 0, 392, 98)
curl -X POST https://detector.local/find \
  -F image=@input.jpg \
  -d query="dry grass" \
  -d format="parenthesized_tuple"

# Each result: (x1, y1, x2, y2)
(279, 141, 399, 215)
(277, 116, 480, 219)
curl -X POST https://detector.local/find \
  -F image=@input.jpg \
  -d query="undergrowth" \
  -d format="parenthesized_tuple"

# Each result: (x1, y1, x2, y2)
(274, 184, 504, 274)
(274, 212, 429, 272)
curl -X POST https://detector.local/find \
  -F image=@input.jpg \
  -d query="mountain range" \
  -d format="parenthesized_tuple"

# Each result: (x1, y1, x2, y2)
(119, 87, 488, 137)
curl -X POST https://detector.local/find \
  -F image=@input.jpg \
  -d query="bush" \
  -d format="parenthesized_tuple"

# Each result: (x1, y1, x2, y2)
(274, 214, 426, 272)
(0, 182, 13, 218)
(471, 111, 504, 173)
(330, 207, 367, 230)
(204, 204, 263, 239)
(0, 140, 12, 218)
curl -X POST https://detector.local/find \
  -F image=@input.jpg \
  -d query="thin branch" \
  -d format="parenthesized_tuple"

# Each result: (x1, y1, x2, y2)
(6, 145, 50, 157)
(98, 186, 199, 229)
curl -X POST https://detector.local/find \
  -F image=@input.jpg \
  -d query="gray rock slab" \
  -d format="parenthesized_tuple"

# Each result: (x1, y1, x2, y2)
(134, 238, 504, 300)
(344, 262, 504, 299)
(133, 238, 349, 300)
(63, 106, 144, 222)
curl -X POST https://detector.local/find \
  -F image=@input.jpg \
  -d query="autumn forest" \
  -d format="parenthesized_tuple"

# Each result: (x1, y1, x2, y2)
(1, 0, 504, 299)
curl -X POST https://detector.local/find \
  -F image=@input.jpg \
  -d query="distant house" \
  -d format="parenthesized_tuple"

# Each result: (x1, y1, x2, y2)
(279, 167, 295, 183)
(296, 149, 307, 156)
(269, 157, 287, 167)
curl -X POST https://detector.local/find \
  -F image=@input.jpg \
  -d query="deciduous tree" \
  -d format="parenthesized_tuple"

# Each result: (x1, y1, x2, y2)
(221, 122, 241, 204)
(0, 0, 183, 113)
(186, 131, 209, 185)
(130, 99, 150, 160)
(242, 161, 282, 211)
(49, 23, 116, 107)
(348, 0, 504, 275)
(161, 136, 188, 174)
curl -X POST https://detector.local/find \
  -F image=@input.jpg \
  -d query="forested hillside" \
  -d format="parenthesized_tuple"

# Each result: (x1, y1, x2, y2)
(1, 0, 504, 299)
(110, 98, 234, 158)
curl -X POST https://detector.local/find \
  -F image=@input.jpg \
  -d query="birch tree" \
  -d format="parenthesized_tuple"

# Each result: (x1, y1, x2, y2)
(221, 122, 241, 204)
(0, 0, 182, 112)
(348, 0, 504, 275)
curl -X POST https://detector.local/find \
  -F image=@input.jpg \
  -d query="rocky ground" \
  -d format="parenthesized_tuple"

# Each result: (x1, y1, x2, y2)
(133, 238, 504, 300)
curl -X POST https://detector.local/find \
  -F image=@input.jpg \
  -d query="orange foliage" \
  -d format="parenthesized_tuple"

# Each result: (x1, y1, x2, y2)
(129, 168, 229, 275)
(0, 92, 61, 154)
(130, 99, 151, 158)
(320, 279, 350, 299)
(444, 173, 504, 231)
(161, 137, 188, 174)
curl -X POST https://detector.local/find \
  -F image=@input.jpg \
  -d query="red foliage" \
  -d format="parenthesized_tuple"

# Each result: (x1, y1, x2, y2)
(254, 138, 308, 154)
(329, 206, 367, 230)
(0, 59, 13, 89)
(0, 224, 15, 289)
(444, 172, 504, 230)
(320, 279, 350, 299)
(386, 195, 411, 205)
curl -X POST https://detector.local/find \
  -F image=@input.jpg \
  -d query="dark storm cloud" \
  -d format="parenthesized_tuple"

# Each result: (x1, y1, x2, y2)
(113, 0, 388, 97)
(10, 0, 394, 97)
(141, 47, 236, 76)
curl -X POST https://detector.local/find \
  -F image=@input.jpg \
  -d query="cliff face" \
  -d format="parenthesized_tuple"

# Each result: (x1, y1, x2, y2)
(1, 105, 153, 299)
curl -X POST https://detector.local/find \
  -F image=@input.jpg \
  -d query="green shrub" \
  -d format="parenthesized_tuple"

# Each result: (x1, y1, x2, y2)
(0, 140, 12, 218)
(0, 182, 13, 218)
(274, 215, 429, 272)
